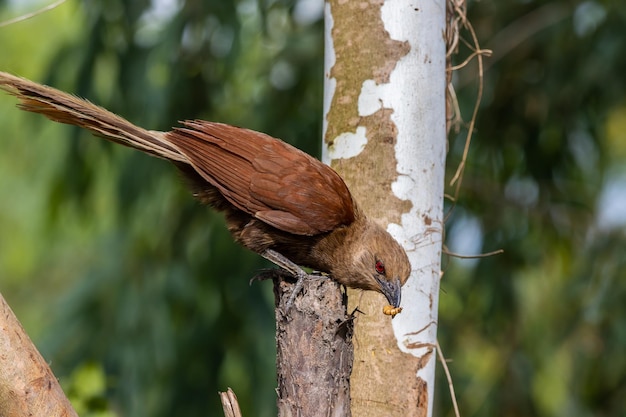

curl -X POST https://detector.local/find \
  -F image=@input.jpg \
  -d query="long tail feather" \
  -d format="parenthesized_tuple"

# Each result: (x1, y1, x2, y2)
(0, 71, 187, 163)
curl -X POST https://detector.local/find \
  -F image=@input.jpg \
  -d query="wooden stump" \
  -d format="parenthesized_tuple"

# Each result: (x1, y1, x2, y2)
(273, 273, 353, 417)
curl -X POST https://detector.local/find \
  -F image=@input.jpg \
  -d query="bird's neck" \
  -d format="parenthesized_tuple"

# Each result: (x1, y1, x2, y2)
(307, 214, 370, 281)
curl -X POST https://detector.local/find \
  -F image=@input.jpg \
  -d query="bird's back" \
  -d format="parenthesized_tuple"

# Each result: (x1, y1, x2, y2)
(167, 121, 356, 236)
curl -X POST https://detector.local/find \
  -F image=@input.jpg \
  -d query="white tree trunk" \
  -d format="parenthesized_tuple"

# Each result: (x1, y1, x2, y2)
(323, 0, 446, 415)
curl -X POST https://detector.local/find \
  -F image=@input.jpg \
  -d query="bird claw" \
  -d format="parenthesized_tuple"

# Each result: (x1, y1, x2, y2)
(250, 268, 293, 285)
(285, 274, 306, 312)
(281, 270, 309, 312)
(284, 271, 332, 312)
(251, 265, 319, 313)
(261, 249, 325, 313)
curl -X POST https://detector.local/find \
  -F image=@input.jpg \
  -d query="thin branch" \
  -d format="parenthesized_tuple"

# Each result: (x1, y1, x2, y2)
(449, 12, 487, 195)
(437, 341, 461, 417)
(0, 0, 67, 28)
(443, 248, 504, 259)
(484, 3, 569, 72)
(220, 388, 243, 417)
(447, 80, 463, 135)
(448, 48, 492, 72)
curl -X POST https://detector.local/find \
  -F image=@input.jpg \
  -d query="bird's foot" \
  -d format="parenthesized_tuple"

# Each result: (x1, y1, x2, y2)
(250, 268, 293, 285)
(260, 249, 328, 313)
(284, 271, 329, 311)
(285, 271, 306, 310)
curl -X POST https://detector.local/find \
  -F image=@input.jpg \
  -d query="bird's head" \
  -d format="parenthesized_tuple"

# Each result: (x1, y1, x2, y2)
(334, 219, 411, 308)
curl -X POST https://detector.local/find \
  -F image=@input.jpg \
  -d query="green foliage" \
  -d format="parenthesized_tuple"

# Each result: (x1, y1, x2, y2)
(1, 0, 625, 416)
(440, 1, 626, 416)
(64, 362, 115, 417)
(0, 1, 322, 416)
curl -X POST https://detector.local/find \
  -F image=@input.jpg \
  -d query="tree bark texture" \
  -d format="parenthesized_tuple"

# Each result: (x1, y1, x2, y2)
(274, 274, 353, 417)
(324, 0, 446, 416)
(0, 292, 78, 417)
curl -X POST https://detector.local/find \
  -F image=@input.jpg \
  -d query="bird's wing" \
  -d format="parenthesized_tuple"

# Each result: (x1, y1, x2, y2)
(165, 120, 355, 235)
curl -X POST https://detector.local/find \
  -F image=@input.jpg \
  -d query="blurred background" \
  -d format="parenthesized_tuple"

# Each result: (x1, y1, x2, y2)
(0, 0, 624, 416)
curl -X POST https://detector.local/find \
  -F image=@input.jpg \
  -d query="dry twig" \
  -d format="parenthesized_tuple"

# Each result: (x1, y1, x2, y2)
(219, 388, 243, 417)
(440, 3, 498, 416)
(443, 247, 504, 259)
(446, 0, 492, 201)
(437, 341, 461, 417)
(0, 0, 67, 28)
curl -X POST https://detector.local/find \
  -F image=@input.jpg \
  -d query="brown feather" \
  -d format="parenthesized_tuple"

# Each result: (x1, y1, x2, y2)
(166, 121, 356, 235)
(0, 71, 410, 308)
(0, 72, 184, 163)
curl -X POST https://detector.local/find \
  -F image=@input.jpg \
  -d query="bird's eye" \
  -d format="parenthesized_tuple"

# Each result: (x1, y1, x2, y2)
(375, 260, 385, 275)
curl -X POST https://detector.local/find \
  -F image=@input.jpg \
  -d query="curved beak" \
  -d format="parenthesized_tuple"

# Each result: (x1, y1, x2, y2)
(378, 276, 402, 308)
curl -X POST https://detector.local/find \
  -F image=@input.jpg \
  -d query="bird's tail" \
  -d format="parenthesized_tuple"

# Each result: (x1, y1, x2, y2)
(0, 71, 187, 163)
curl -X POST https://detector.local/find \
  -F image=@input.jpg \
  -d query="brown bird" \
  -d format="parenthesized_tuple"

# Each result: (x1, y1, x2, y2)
(0, 71, 410, 311)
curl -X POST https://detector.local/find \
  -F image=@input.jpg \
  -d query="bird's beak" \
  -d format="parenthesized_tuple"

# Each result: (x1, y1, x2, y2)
(378, 276, 402, 308)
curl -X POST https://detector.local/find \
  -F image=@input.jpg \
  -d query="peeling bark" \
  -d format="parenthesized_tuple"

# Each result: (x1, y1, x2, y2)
(273, 274, 353, 417)
(324, 0, 446, 415)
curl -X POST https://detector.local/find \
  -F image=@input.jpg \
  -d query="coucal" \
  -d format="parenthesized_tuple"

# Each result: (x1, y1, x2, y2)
(0, 72, 410, 313)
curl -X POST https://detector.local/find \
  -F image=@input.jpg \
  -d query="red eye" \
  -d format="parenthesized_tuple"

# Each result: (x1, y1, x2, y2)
(375, 260, 385, 275)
